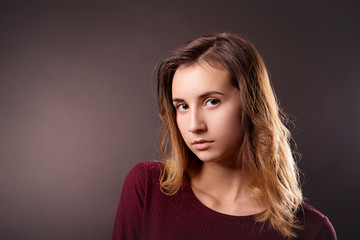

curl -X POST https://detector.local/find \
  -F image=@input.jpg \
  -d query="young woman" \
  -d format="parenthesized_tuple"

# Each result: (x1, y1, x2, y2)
(112, 33, 336, 239)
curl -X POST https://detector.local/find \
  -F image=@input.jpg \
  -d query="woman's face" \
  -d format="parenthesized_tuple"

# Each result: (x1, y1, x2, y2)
(172, 62, 243, 165)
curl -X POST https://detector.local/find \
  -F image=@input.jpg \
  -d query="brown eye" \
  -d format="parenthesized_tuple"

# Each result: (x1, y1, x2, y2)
(205, 99, 220, 107)
(176, 103, 189, 111)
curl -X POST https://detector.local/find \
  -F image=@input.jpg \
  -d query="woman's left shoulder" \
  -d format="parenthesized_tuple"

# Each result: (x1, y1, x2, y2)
(296, 202, 337, 239)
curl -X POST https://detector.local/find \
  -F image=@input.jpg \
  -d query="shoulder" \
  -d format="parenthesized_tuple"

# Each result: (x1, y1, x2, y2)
(127, 161, 163, 178)
(296, 202, 337, 239)
(120, 162, 164, 204)
(113, 162, 164, 239)
(124, 161, 163, 187)
(299, 202, 334, 228)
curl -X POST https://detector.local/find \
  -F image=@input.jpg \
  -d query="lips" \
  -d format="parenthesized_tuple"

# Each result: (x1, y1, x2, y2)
(191, 140, 214, 150)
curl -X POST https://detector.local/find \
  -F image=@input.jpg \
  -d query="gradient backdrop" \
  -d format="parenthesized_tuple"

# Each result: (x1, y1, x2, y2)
(0, 0, 359, 239)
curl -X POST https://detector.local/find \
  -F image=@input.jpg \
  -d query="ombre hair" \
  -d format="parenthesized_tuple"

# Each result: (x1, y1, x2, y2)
(155, 33, 303, 238)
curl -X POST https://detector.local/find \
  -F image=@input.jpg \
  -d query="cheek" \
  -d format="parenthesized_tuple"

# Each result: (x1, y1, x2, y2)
(176, 116, 188, 140)
(212, 108, 242, 138)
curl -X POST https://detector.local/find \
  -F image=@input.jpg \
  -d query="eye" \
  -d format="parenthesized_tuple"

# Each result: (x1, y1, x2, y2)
(175, 103, 189, 112)
(205, 98, 220, 108)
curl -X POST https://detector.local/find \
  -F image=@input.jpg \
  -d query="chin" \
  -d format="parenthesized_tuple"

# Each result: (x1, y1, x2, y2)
(194, 152, 223, 163)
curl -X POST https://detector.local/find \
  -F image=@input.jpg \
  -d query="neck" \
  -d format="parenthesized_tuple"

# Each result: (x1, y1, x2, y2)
(190, 161, 252, 202)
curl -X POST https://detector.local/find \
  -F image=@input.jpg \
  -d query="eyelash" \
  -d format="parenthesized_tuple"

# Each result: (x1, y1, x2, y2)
(175, 98, 220, 111)
(205, 98, 220, 107)
(175, 103, 189, 111)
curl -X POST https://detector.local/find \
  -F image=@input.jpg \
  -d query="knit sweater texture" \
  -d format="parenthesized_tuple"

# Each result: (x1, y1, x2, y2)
(112, 162, 336, 239)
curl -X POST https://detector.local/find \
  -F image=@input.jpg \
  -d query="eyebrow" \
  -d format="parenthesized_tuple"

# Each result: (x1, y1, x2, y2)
(172, 91, 224, 102)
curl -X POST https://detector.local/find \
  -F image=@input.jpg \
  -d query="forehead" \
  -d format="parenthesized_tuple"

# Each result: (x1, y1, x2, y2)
(172, 62, 232, 97)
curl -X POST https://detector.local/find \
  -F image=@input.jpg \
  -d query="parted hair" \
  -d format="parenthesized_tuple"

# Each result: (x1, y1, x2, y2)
(155, 32, 303, 238)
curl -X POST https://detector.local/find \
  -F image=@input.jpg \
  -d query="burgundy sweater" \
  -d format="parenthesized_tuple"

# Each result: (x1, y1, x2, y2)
(112, 162, 336, 240)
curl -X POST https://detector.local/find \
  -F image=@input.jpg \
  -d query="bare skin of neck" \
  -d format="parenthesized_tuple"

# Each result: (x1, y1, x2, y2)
(189, 161, 265, 216)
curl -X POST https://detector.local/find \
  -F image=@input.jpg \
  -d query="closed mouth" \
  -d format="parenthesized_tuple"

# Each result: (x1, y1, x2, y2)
(191, 140, 214, 150)
(192, 140, 213, 144)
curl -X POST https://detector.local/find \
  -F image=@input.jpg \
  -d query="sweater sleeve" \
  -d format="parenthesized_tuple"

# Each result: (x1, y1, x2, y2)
(112, 163, 147, 240)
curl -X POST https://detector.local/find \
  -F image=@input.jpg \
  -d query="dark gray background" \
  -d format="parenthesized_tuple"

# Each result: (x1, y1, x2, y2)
(0, 0, 359, 239)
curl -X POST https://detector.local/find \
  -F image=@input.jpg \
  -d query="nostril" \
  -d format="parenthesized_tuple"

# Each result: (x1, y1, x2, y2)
(188, 122, 207, 133)
(188, 110, 207, 133)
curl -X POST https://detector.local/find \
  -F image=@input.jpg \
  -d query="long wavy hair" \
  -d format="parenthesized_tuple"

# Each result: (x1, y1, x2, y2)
(155, 32, 303, 238)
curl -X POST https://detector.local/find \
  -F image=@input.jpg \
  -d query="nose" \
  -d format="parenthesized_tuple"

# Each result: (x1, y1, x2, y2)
(188, 108, 207, 133)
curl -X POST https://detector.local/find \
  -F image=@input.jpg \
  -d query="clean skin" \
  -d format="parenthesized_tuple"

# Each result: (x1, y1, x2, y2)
(172, 62, 264, 216)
